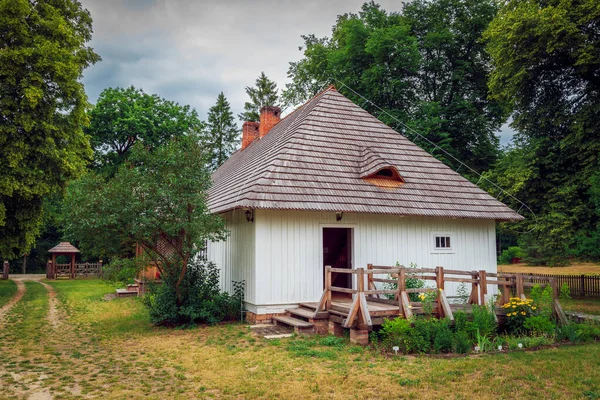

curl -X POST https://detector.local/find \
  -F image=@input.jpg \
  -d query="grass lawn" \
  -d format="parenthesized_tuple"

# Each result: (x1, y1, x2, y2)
(0, 279, 600, 399)
(499, 262, 600, 275)
(0, 279, 17, 308)
(561, 296, 600, 316)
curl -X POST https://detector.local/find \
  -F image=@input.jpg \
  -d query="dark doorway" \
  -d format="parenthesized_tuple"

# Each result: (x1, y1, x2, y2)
(323, 228, 352, 290)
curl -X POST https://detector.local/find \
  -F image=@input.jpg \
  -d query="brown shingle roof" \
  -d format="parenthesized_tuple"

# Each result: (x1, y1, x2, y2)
(208, 87, 523, 222)
(48, 242, 80, 253)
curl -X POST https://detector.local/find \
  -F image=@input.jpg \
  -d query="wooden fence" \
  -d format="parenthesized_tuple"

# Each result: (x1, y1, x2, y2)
(314, 265, 569, 330)
(519, 273, 600, 297)
(47, 261, 102, 279)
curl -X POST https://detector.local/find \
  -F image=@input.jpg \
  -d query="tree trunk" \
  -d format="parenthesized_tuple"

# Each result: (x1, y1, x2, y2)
(175, 256, 189, 306)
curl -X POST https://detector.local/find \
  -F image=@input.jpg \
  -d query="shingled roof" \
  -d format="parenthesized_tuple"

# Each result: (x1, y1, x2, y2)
(208, 87, 523, 222)
(48, 242, 80, 253)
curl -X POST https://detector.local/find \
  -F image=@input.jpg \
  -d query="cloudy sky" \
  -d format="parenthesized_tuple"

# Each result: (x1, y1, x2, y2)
(79, 0, 514, 145)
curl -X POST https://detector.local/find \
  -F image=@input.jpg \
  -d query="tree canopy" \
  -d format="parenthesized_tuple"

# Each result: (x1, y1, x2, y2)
(284, 0, 503, 173)
(206, 92, 239, 170)
(0, 0, 100, 259)
(62, 134, 227, 301)
(238, 72, 280, 122)
(484, 0, 600, 264)
(87, 86, 204, 175)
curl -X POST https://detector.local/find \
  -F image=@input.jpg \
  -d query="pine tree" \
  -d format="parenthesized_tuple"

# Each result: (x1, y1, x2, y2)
(238, 72, 280, 122)
(207, 92, 239, 170)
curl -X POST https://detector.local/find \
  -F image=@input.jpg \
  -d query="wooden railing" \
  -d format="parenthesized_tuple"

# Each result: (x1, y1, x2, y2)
(47, 261, 102, 279)
(315, 265, 569, 329)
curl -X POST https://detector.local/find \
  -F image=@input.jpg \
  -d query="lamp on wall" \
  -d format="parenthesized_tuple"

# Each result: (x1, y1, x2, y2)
(244, 209, 254, 222)
(336, 211, 343, 222)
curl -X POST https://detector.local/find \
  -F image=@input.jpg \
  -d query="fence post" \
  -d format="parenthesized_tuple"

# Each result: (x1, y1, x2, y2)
(2, 261, 8, 280)
(436, 266, 444, 316)
(357, 267, 365, 294)
(580, 274, 585, 297)
(469, 271, 478, 304)
(479, 270, 487, 306)
(516, 274, 524, 298)
(325, 265, 332, 310)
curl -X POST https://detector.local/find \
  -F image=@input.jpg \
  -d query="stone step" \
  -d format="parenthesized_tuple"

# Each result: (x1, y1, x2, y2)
(273, 315, 313, 329)
(116, 288, 138, 298)
(286, 307, 328, 320)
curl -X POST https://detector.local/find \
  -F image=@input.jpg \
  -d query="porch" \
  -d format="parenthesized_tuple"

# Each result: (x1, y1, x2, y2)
(272, 264, 569, 344)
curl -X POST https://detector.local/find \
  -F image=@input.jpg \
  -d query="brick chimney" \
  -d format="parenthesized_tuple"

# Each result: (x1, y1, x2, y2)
(241, 121, 260, 150)
(259, 106, 281, 138)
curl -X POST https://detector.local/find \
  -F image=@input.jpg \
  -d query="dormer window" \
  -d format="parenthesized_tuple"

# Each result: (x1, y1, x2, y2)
(363, 167, 405, 188)
(359, 147, 404, 188)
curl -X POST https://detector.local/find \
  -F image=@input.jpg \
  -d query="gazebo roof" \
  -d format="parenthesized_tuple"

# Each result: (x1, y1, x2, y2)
(48, 242, 80, 254)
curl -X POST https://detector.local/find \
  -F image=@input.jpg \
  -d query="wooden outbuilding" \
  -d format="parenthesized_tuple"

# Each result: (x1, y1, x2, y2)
(207, 86, 524, 326)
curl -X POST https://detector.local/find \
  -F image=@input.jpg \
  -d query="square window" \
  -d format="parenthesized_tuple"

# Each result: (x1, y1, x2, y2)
(435, 236, 451, 249)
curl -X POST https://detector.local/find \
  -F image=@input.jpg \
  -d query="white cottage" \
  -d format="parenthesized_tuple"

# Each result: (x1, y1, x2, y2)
(207, 87, 522, 323)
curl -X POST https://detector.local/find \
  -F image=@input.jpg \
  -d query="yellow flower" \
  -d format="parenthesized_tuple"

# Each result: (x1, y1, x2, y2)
(521, 312, 526, 315)
(532, 307, 536, 310)
(512, 305, 517, 308)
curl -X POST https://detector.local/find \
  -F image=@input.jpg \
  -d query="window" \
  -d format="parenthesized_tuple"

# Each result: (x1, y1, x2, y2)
(362, 167, 405, 188)
(432, 232, 453, 253)
(435, 236, 451, 249)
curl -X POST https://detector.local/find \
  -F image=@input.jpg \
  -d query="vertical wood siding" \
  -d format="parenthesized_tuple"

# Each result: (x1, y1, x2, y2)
(254, 210, 496, 307)
(207, 210, 256, 304)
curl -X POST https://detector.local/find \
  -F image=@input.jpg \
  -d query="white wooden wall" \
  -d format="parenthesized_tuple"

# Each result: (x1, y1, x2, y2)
(253, 210, 497, 312)
(208, 209, 497, 314)
(206, 210, 256, 305)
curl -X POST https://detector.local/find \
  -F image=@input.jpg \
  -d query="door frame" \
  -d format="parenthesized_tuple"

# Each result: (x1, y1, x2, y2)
(319, 224, 356, 290)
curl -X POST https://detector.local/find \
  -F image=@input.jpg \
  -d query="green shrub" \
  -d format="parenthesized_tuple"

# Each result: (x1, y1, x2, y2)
(559, 283, 571, 300)
(380, 317, 454, 354)
(530, 284, 554, 318)
(523, 315, 556, 336)
(498, 246, 525, 264)
(433, 324, 454, 353)
(468, 304, 496, 339)
(101, 257, 141, 284)
(384, 262, 425, 302)
(143, 259, 243, 326)
(576, 322, 600, 342)
(453, 331, 471, 354)
(557, 324, 581, 343)
(453, 310, 468, 333)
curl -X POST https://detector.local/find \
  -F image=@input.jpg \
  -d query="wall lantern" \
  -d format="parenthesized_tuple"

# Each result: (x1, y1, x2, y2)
(336, 211, 343, 222)
(244, 209, 254, 222)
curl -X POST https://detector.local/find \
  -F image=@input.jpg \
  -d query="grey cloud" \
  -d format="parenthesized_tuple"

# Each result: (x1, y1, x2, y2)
(79, 0, 418, 123)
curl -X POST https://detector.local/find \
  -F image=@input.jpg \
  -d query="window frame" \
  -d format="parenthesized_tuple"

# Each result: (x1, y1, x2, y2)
(431, 232, 454, 254)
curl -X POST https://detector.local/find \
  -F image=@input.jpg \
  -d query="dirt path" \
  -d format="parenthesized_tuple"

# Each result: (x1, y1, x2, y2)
(0, 279, 25, 322)
(38, 281, 62, 329)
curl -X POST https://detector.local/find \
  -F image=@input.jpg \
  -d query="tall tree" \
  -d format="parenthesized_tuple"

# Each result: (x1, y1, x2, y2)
(284, 1, 503, 173)
(62, 134, 227, 303)
(87, 86, 204, 175)
(238, 72, 279, 122)
(206, 92, 239, 170)
(0, 0, 100, 260)
(484, 0, 600, 264)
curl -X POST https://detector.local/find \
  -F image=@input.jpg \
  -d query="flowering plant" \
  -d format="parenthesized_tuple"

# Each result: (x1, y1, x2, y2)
(503, 297, 537, 333)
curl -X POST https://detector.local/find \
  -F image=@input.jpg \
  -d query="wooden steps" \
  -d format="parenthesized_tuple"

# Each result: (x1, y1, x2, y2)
(287, 307, 328, 320)
(273, 316, 314, 333)
(115, 288, 138, 298)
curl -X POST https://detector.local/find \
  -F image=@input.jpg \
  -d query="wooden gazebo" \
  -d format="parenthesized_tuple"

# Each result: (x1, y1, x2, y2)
(47, 242, 80, 279)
